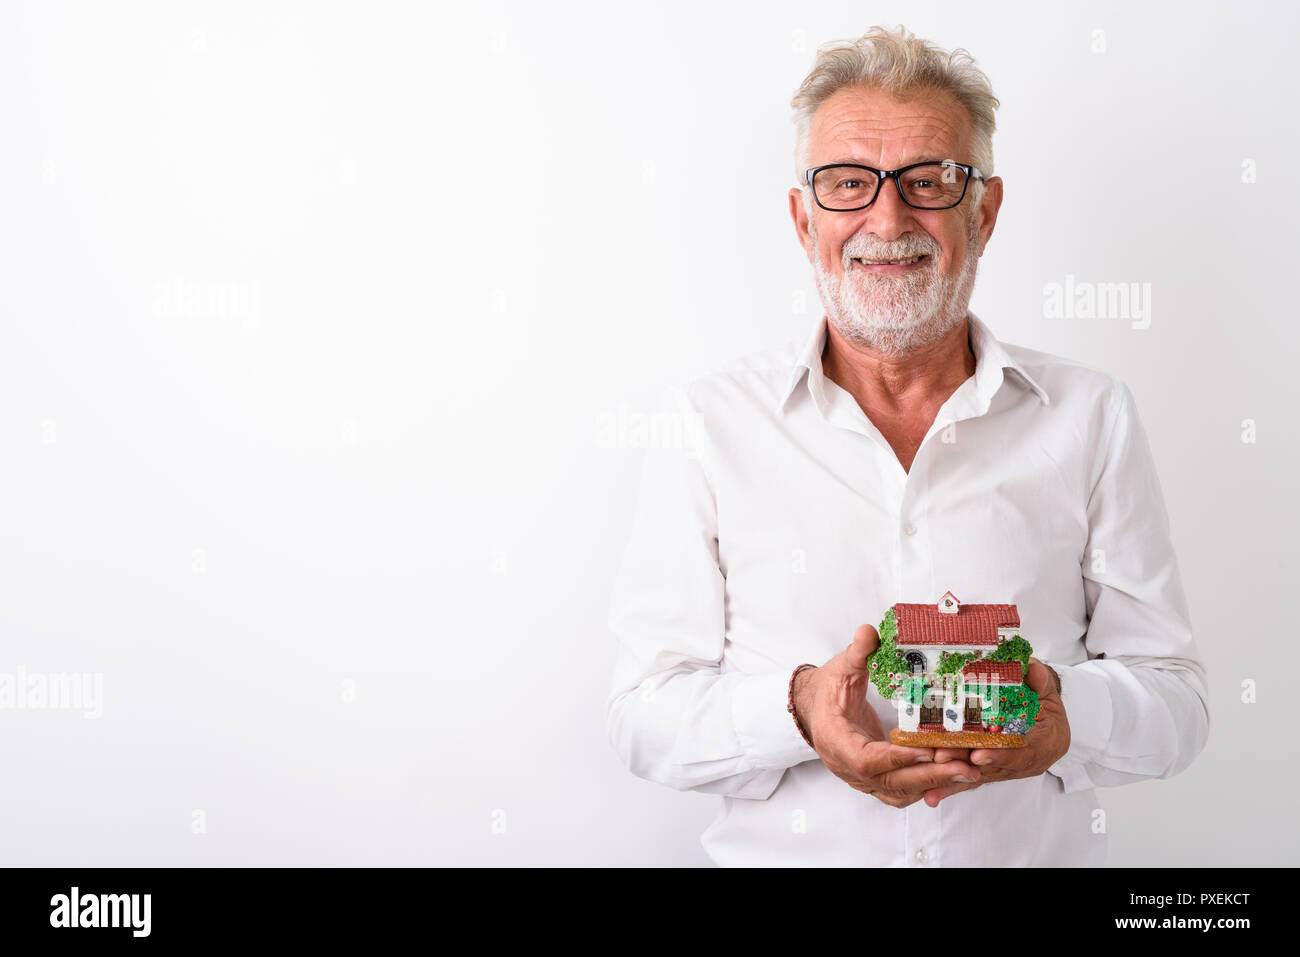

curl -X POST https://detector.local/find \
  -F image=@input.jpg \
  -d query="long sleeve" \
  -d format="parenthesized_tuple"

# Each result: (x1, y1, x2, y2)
(604, 384, 819, 800)
(1047, 380, 1210, 793)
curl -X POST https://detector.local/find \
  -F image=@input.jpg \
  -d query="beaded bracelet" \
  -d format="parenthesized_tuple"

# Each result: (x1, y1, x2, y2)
(787, 663, 818, 749)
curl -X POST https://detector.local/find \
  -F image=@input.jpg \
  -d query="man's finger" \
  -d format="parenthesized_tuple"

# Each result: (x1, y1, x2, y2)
(843, 623, 880, 672)
(878, 760, 981, 794)
(932, 746, 971, 764)
(923, 779, 981, 807)
(842, 734, 937, 779)
(969, 745, 1034, 768)
(1026, 658, 1060, 697)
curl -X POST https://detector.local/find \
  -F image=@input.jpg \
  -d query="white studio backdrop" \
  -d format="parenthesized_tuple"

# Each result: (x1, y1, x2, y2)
(0, 0, 1295, 865)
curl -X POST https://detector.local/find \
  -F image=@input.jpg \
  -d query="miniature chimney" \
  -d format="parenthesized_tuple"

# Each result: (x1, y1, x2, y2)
(938, 590, 960, 614)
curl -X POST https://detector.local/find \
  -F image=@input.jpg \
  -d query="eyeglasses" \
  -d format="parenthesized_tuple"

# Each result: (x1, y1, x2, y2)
(804, 160, 985, 211)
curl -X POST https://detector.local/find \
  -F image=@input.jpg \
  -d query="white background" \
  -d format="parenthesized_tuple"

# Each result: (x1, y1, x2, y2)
(1, 0, 1295, 865)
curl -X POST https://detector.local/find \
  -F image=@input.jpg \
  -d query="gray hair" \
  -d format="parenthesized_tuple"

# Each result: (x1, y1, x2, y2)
(791, 25, 1000, 191)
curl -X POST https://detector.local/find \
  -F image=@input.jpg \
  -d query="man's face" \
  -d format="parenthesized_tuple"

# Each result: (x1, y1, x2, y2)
(788, 85, 1003, 356)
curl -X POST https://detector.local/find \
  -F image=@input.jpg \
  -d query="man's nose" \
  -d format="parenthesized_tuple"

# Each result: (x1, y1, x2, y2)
(863, 175, 915, 241)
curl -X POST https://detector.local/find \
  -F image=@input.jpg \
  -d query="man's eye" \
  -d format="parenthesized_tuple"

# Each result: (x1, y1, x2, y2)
(910, 179, 937, 189)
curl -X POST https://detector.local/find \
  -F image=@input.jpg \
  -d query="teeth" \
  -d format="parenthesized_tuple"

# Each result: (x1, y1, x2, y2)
(858, 254, 925, 265)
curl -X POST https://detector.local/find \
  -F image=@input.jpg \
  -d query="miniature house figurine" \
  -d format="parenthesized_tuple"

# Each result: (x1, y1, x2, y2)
(866, 592, 1042, 748)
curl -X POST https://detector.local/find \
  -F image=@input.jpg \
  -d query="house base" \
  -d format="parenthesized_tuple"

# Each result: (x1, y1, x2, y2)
(890, 728, 1026, 748)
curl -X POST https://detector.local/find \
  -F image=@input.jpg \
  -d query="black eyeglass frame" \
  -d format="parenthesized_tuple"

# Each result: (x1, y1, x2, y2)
(803, 160, 986, 212)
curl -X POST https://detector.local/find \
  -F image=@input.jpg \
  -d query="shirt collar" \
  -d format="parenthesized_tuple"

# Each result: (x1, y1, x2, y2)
(774, 311, 1050, 415)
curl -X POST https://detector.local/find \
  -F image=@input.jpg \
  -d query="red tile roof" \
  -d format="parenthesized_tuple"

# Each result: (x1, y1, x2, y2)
(893, 600, 1019, 646)
(960, 660, 1024, 685)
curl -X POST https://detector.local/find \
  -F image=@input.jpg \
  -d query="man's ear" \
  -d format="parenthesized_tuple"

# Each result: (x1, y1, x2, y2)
(789, 187, 814, 263)
(974, 175, 1003, 256)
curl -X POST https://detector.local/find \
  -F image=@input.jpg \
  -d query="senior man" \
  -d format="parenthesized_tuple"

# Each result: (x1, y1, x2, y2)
(604, 26, 1208, 867)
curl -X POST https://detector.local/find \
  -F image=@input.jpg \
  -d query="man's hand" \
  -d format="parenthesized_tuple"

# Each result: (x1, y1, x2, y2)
(921, 658, 1070, 807)
(793, 624, 982, 809)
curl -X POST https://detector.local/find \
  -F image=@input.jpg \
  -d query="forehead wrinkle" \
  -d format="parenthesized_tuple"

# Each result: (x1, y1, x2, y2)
(816, 121, 964, 168)
(809, 91, 972, 169)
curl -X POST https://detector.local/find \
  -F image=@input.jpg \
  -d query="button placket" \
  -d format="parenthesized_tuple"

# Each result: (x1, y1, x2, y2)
(906, 801, 942, 867)
(898, 461, 932, 599)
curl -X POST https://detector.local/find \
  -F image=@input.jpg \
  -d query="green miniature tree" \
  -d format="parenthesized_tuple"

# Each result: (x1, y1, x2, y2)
(982, 682, 1042, 729)
(989, 635, 1032, 676)
(936, 650, 977, 677)
(868, 609, 906, 700)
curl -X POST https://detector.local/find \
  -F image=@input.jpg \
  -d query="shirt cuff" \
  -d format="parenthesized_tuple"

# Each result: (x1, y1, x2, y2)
(731, 670, 820, 771)
(1047, 662, 1113, 793)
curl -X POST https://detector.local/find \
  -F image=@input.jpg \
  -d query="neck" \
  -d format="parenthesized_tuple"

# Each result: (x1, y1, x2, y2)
(821, 314, 976, 414)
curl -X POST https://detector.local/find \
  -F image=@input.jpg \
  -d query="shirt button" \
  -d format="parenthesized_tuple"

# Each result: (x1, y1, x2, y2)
(915, 847, 928, 864)
(903, 523, 917, 536)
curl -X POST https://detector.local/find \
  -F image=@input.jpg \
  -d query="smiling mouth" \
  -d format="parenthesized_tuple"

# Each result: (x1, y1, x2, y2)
(853, 254, 930, 266)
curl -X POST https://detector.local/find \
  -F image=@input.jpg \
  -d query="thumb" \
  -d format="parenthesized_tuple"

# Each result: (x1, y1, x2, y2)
(1026, 657, 1059, 697)
(843, 624, 880, 673)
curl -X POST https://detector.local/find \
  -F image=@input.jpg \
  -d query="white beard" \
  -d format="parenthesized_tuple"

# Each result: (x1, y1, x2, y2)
(812, 214, 981, 357)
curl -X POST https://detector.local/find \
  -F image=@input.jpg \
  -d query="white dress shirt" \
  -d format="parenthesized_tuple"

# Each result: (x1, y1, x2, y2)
(604, 311, 1209, 867)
